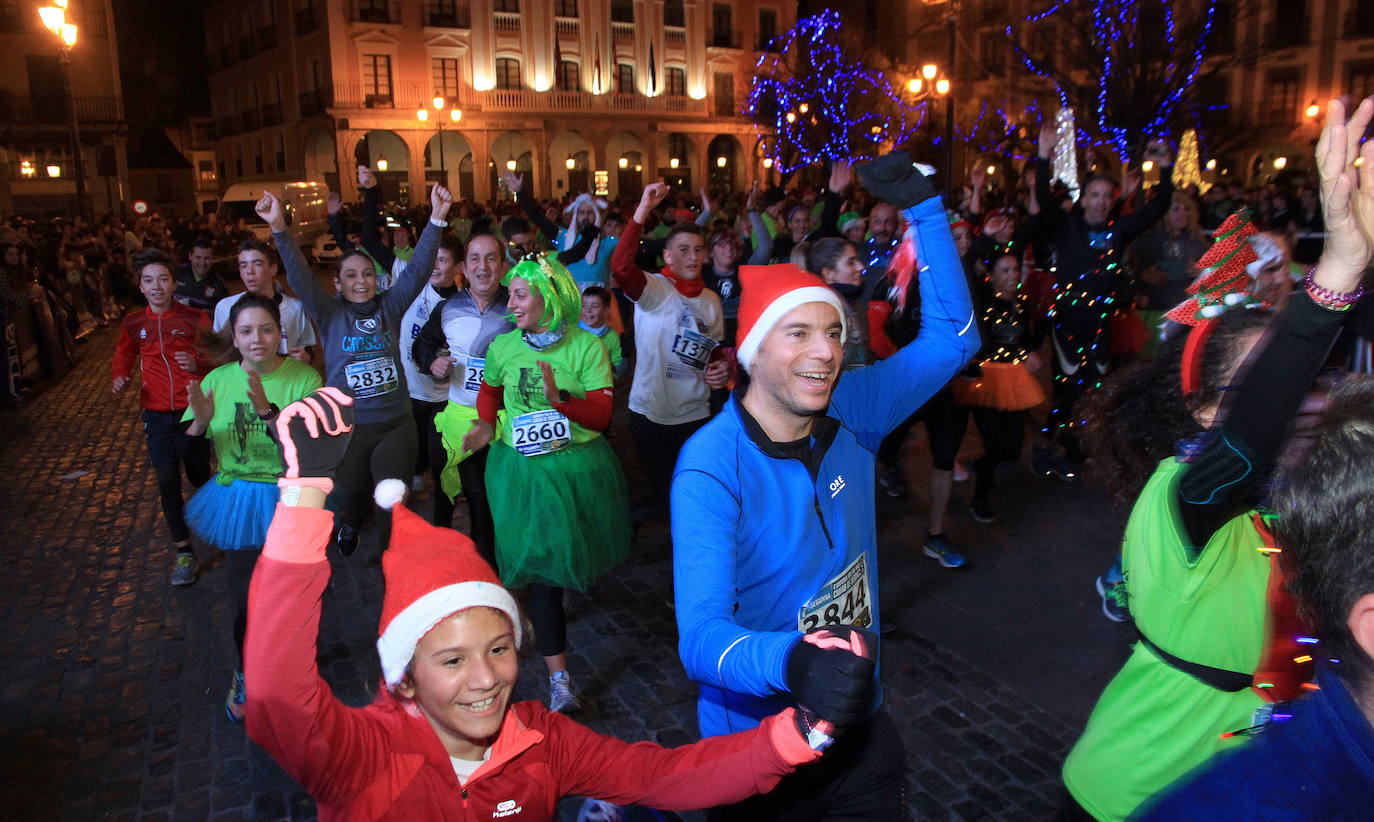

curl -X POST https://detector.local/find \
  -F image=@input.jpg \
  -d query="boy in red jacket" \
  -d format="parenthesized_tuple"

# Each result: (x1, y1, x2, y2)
(112, 248, 213, 586)
(246, 387, 877, 821)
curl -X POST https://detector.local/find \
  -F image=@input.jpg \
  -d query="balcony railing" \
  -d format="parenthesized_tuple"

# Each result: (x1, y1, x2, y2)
(494, 12, 520, 31)
(353, 1, 400, 24)
(709, 29, 741, 49)
(612, 21, 634, 44)
(555, 18, 579, 36)
(0, 95, 124, 125)
(665, 27, 685, 45)
(425, 3, 471, 28)
(299, 87, 333, 117)
(295, 7, 320, 34)
(332, 81, 430, 110)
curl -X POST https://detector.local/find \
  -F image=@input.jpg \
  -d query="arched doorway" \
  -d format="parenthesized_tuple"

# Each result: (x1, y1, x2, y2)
(354, 130, 410, 202)
(658, 132, 693, 190)
(489, 131, 536, 197)
(550, 131, 594, 195)
(707, 134, 742, 192)
(303, 127, 338, 191)
(608, 131, 645, 197)
(424, 130, 474, 200)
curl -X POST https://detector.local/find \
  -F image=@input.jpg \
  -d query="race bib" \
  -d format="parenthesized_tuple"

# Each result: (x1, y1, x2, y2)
(797, 553, 873, 632)
(510, 409, 571, 456)
(671, 327, 717, 372)
(344, 356, 399, 398)
(463, 357, 486, 393)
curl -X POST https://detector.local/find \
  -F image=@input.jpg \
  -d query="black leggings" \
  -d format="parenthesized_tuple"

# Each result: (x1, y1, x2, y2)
(628, 411, 707, 509)
(525, 582, 567, 658)
(141, 409, 212, 545)
(334, 414, 417, 546)
(410, 398, 453, 526)
(971, 407, 1026, 495)
(457, 445, 496, 568)
(223, 548, 261, 665)
(877, 387, 968, 472)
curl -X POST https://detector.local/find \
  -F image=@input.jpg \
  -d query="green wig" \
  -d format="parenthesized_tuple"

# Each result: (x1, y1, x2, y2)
(502, 252, 583, 333)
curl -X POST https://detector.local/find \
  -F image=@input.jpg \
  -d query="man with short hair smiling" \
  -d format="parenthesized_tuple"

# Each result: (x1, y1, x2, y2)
(612, 183, 728, 521)
(672, 152, 979, 819)
(173, 235, 228, 311)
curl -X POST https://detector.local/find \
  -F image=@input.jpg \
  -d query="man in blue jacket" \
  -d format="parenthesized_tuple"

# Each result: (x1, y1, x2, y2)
(1138, 380, 1374, 821)
(672, 152, 979, 820)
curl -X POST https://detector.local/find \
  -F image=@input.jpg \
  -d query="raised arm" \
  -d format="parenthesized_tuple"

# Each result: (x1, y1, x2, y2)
(1033, 121, 1066, 241)
(381, 184, 452, 316)
(325, 192, 355, 255)
(507, 171, 562, 241)
(554, 222, 598, 266)
(260, 191, 331, 322)
(611, 183, 670, 300)
(745, 208, 774, 265)
(356, 167, 396, 270)
(1111, 140, 1175, 245)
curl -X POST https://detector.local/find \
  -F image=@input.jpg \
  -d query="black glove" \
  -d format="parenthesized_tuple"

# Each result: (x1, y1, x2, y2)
(270, 387, 355, 482)
(785, 626, 877, 731)
(857, 151, 936, 210)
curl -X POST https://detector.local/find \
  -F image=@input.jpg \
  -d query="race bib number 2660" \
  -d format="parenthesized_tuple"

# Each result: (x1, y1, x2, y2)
(510, 409, 572, 456)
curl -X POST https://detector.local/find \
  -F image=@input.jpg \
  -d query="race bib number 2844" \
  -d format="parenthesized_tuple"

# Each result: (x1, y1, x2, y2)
(797, 553, 873, 632)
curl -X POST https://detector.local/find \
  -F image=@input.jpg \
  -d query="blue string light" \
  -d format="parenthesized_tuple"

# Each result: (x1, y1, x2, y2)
(747, 10, 926, 173)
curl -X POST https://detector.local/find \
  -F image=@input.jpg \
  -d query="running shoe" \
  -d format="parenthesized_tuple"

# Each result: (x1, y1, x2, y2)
(335, 523, 359, 556)
(1047, 453, 1080, 482)
(225, 670, 246, 722)
(878, 467, 907, 498)
(170, 552, 197, 587)
(410, 474, 425, 492)
(922, 534, 968, 568)
(953, 460, 971, 483)
(1095, 573, 1131, 623)
(970, 495, 995, 524)
(548, 670, 581, 713)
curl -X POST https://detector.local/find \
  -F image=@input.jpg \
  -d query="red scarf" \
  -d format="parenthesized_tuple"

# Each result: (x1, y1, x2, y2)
(661, 266, 704, 298)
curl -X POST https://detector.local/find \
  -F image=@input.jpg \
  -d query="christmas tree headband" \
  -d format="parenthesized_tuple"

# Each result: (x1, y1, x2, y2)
(502, 252, 582, 334)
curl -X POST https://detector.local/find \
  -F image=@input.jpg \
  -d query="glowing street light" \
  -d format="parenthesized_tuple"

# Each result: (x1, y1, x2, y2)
(417, 98, 462, 189)
(1304, 100, 1321, 119)
(716, 156, 727, 168)
(618, 156, 628, 169)
(376, 156, 389, 172)
(565, 157, 576, 170)
(934, 78, 950, 96)
(1273, 156, 1288, 170)
(921, 63, 939, 80)
(669, 157, 680, 169)
(37, 4, 86, 221)
(47, 163, 62, 178)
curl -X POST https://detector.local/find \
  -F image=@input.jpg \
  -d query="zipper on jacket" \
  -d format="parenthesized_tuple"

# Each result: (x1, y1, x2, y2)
(813, 492, 835, 551)
(156, 310, 175, 409)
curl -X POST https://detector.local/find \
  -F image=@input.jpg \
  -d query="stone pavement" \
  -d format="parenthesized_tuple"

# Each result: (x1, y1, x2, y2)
(0, 326, 1134, 821)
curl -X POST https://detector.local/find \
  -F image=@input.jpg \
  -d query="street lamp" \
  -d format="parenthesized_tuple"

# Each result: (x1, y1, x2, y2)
(37, 5, 88, 222)
(417, 96, 462, 190)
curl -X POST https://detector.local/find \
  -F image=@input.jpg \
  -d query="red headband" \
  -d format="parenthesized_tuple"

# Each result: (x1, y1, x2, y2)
(1180, 319, 1218, 396)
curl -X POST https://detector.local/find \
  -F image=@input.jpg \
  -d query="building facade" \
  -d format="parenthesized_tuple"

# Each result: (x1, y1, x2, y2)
(0, 0, 130, 219)
(203, 0, 794, 204)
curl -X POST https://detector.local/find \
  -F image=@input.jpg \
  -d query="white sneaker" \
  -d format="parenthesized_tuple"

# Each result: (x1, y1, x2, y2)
(548, 670, 581, 713)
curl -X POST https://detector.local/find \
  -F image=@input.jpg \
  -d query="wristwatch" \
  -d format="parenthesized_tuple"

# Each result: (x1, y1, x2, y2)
(557, 389, 571, 404)
(256, 403, 280, 421)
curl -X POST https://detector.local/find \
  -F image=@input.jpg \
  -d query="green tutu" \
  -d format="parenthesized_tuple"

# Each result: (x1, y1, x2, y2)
(486, 437, 631, 591)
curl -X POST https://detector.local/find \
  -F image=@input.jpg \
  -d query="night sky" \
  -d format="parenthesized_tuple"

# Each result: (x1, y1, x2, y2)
(112, 0, 210, 127)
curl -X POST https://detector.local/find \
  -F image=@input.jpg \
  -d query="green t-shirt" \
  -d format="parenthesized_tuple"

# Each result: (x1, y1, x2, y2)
(1063, 458, 1272, 821)
(588, 326, 622, 369)
(483, 326, 612, 449)
(184, 359, 322, 484)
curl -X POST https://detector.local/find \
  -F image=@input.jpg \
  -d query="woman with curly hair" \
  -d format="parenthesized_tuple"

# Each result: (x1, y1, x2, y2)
(1060, 98, 1374, 821)
(460, 252, 630, 714)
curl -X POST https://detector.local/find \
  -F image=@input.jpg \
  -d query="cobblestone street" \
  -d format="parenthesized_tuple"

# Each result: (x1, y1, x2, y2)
(0, 327, 1134, 821)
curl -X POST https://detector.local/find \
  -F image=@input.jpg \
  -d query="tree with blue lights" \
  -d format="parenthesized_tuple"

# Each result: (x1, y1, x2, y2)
(747, 9, 925, 175)
(1006, 0, 1221, 161)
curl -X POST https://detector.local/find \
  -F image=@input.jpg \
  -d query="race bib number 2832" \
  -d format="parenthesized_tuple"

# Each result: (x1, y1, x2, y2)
(344, 356, 399, 399)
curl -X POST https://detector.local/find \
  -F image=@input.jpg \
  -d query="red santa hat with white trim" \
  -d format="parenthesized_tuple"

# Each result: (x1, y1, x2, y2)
(372, 479, 523, 688)
(735, 264, 848, 371)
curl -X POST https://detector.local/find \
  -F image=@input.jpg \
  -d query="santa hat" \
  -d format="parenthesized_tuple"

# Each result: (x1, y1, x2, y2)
(372, 479, 523, 687)
(736, 264, 847, 371)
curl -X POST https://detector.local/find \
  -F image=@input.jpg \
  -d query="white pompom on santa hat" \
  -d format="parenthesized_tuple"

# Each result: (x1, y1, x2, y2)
(372, 479, 523, 687)
(735, 264, 848, 371)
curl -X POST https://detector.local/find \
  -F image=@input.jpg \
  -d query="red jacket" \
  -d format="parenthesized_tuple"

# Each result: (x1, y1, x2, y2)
(246, 505, 818, 821)
(112, 303, 212, 412)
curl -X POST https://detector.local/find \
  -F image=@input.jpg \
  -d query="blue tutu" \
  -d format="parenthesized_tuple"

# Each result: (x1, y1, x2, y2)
(186, 475, 279, 550)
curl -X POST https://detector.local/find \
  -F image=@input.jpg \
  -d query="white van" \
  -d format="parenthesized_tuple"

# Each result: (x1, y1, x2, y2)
(217, 181, 330, 248)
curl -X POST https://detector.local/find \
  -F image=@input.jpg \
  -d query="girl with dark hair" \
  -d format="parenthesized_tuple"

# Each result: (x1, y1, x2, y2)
(1060, 97, 1374, 821)
(184, 292, 321, 721)
(807, 236, 869, 369)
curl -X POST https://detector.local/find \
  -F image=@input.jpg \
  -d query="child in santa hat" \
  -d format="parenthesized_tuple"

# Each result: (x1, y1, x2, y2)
(245, 386, 876, 820)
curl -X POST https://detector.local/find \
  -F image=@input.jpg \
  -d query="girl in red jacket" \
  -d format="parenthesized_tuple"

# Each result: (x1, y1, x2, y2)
(246, 387, 875, 821)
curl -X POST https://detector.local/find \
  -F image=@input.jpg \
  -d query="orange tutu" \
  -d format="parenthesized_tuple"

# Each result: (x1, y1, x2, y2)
(952, 362, 1047, 411)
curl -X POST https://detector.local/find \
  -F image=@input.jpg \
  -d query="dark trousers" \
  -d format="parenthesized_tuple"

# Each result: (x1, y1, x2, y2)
(458, 445, 496, 569)
(707, 709, 906, 821)
(223, 548, 261, 665)
(877, 387, 968, 472)
(628, 411, 707, 510)
(1047, 321, 1111, 458)
(410, 398, 453, 526)
(141, 409, 212, 545)
(525, 582, 567, 658)
(971, 407, 1026, 497)
(334, 414, 417, 547)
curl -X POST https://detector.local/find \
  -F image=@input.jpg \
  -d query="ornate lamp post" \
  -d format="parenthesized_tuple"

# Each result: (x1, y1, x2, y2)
(417, 96, 462, 190)
(39, 3, 88, 222)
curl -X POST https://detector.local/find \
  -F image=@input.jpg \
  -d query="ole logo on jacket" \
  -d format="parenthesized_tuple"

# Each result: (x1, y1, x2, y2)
(493, 798, 523, 817)
(829, 474, 846, 498)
